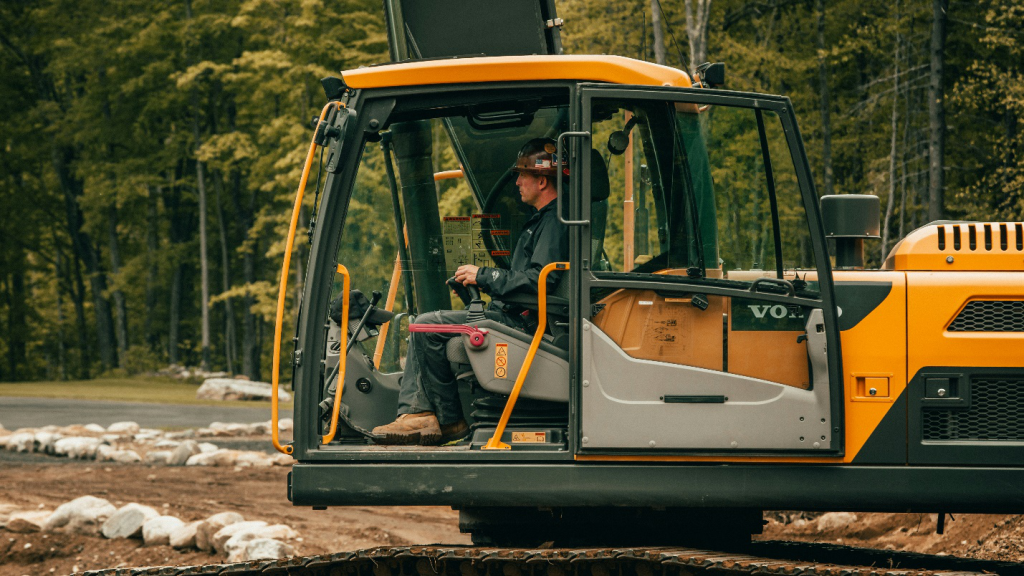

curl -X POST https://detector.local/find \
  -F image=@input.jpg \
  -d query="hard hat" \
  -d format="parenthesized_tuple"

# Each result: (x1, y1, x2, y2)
(511, 138, 569, 179)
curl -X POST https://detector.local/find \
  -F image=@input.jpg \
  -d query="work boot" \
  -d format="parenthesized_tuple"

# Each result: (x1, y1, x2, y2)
(371, 412, 441, 445)
(440, 419, 470, 444)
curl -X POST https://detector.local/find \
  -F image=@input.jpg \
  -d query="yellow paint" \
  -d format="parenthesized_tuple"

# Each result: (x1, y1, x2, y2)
(343, 55, 692, 90)
(888, 222, 1024, 271)
(434, 169, 464, 181)
(321, 264, 350, 445)
(372, 256, 402, 369)
(272, 101, 342, 456)
(483, 262, 570, 450)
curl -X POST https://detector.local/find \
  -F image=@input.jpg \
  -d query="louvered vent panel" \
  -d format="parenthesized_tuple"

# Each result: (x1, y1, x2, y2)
(948, 300, 1024, 332)
(923, 377, 1024, 441)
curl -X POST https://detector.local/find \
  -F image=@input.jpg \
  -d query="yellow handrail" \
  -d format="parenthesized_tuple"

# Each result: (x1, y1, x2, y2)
(322, 264, 350, 445)
(271, 101, 341, 456)
(483, 261, 569, 450)
(372, 255, 402, 369)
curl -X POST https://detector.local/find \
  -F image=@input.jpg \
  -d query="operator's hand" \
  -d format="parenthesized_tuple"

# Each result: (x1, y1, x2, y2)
(454, 264, 479, 286)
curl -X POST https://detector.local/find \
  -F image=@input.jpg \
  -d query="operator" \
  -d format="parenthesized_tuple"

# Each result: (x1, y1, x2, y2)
(372, 137, 570, 446)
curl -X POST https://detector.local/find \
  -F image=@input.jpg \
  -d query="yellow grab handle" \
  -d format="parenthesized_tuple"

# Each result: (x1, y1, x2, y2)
(322, 264, 350, 445)
(272, 102, 340, 456)
(433, 169, 464, 181)
(483, 261, 569, 450)
(372, 255, 402, 369)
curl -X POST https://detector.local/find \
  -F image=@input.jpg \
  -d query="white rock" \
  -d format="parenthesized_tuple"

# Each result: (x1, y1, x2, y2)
(234, 451, 275, 468)
(170, 521, 201, 549)
(153, 440, 181, 449)
(33, 431, 63, 454)
(96, 445, 116, 461)
(5, 510, 52, 533)
(145, 451, 172, 465)
(107, 421, 140, 435)
(258, 524, 298, 541)
(53, 437, 104, 459)
(240, 538, 295, 561)
(272, 453, 296, 466)
(110, 449, 142, 463)
(278, 418, 293, 432)
(211, 520, 267, 554)
(195, 511, 244, 552)
(186, 449, 243, 467)
(198, 442, 218, 453)
(134, 428, 162, 442)
(7, 432, 35, 452)
(167, 440, 201, 466)
(101, 503, 159, 539)
(84, 423, 107, 434)
(44, 496, 116, 535)
(248, 421, 270, 435)
(101, 434, 122, 443)
(142, 515, 185, 546)
(816, 512, 858, 532)
(223, 530, 261, 560)
(196, 378, 291, 402)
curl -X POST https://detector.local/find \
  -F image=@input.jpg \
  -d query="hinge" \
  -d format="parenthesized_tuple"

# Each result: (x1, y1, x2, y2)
(292, 349, 303, 368)
(546, 18, 564, 29)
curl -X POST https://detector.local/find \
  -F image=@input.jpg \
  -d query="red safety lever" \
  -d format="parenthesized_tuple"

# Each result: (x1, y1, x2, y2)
(407, 324, 489, 349)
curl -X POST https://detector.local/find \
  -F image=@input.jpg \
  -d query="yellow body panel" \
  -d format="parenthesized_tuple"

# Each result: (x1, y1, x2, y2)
(907, 272, 1024, 378)
(342, 55, 692, 90)
(887, 222, 1024, 271)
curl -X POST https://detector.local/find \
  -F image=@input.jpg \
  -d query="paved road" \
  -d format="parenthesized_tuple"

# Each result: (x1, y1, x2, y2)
(0, 397, 292, 430)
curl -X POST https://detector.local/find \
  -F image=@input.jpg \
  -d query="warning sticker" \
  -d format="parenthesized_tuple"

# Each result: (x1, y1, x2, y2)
(494, 343, 508, 379)
(512, 431, 547, 443)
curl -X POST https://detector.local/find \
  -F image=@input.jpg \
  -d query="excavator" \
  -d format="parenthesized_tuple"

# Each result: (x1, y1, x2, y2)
(86, 1, 1024, 574)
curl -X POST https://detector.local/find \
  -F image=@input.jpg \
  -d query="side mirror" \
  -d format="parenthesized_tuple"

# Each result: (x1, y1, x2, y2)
(820, 195, 880, 269)
(696, 62, 725, 88)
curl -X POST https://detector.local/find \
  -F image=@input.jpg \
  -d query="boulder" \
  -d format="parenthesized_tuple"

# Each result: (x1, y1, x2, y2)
(153, 440, 181, 449)
(5, 510, 52, 533)
(198, 442, 219, 453)
(101, 503, 159, 539)
(7, 432, 35, 452)
(238, 538, 295, 562)
(816, 512, 858, 532)
(106, 421, 139, 435)
(278, 418, 293, 432)
(53, 437, 104, 459)
(111, 449, 141, 463)
(223, 530, 260, 560)
(195, 511, 244, 553)
(257, 524, 298, 541)
(96, 445, 116, 461)
(170, 521, 201, 549)
(134, 428, 163, 442)
(33, 432, 63, 454)
(272, 453, 296, 466)
(196, 378, 291, 402)
(211, 520, 267, 554)
(168, 440, 201, 466)
(186, 449, 243, 467)
(83, 423, 107, 434)
(234, 451, 275, 468)
(145, 450, 172, 465)
(142, 515, 185, 546)
(44, 496, 116, 535)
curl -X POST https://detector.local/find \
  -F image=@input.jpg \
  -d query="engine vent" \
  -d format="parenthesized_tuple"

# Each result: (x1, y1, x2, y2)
(937, 223, 1024, 252)
(948, 300, 1024, 332)
(923, 377, 1024, 441)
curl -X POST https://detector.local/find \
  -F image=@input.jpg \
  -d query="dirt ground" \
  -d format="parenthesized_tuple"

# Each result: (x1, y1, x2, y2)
(2, 458, 1023, 575)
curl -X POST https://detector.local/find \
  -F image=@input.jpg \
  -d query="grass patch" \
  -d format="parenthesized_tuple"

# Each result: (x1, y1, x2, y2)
(0, 377, 294, 410)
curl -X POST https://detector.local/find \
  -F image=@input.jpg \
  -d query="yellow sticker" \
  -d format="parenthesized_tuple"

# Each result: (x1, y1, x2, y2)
(494, 343, 508, 379)
(512, 431, 547, 443)
(543, 143, 556, 153)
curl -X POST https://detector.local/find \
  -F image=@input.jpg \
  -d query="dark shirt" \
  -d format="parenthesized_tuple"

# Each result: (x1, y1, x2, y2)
(474, 200, 569, 303)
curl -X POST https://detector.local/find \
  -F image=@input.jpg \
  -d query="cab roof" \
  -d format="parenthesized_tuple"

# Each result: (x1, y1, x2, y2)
(341, 55, 693, 90)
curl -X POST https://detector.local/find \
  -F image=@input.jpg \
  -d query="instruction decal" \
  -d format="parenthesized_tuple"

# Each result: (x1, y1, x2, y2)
(494, 343, 508, 379)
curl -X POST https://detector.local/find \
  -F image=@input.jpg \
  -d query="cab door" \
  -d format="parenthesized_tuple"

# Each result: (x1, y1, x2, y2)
(575, 85, 843, 454)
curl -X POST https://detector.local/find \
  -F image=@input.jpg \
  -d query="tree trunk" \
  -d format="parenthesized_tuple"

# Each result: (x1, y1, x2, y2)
(107, 205, 129, 368)
(683, 0, 713, 74)
(815, 0, 835, 196)
(54, 239, 68, 380)
(881, 2, 900, 260)
(192, 102, 211, 372)
(650, 0, 667, 65)
(145, 185, 161, 350)
(927, 0, 948, 222)
(6, 254, 27, 380)
(213, 173, 236, 374)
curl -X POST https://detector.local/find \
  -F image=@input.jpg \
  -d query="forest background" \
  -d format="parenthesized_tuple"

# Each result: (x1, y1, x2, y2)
(0, 0, 1020, 382)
